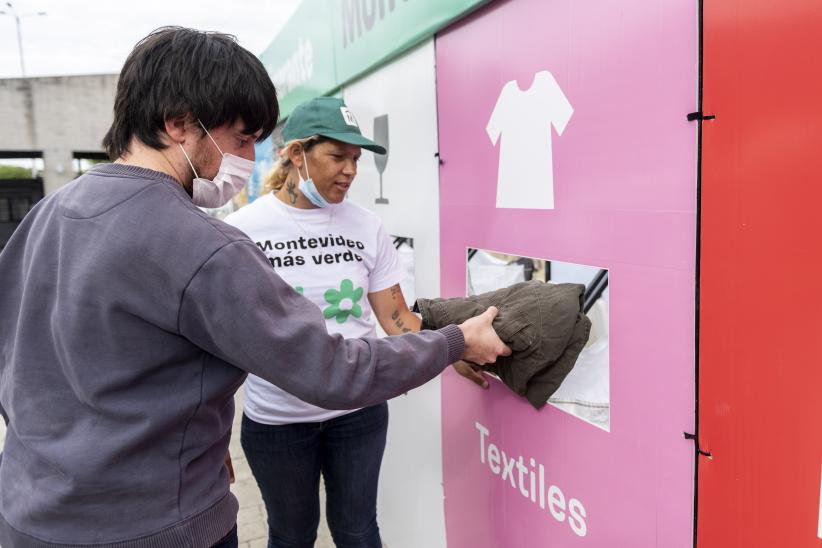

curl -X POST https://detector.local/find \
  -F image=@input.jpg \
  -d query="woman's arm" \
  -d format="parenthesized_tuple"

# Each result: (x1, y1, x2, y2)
(368, 283, 420, 335)
(369, 284, 489, 388)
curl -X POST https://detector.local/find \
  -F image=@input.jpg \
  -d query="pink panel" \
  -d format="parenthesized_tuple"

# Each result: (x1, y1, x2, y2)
(436, 0, 697, 546)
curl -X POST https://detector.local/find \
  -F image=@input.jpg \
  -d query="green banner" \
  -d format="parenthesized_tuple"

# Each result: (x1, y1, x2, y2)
(259, 0, 491, 118)
(258, 0, 339, 118)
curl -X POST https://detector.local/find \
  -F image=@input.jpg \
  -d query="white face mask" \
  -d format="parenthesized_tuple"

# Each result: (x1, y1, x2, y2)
(178, 121, 255, 208)
(297, 149, 330, 208)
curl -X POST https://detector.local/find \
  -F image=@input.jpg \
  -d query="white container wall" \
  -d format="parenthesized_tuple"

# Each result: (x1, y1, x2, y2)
(342, 38, 446, 548)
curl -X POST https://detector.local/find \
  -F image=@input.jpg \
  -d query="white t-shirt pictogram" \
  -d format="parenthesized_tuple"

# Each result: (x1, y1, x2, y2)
(486, 70, 573, 210)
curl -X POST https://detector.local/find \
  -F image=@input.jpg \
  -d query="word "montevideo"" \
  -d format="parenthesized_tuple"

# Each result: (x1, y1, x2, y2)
(256, 235, 366, 252)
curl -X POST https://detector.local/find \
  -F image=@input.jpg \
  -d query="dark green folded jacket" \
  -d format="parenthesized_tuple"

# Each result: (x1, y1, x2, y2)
(415, 280, 591, 409)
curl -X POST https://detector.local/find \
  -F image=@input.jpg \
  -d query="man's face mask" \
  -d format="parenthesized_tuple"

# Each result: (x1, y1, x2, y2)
(178, 121, 255, 208)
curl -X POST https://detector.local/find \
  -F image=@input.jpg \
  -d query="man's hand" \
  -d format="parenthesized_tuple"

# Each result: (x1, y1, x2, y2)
(453, 360, 489, 389)
(458, 306, 512, 365)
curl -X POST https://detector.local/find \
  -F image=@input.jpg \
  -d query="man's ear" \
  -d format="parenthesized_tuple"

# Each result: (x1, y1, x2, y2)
(163, 114, 195, 144)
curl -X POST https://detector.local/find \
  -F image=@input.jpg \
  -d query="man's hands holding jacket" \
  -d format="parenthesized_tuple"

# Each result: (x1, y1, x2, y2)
(456, 306, 511, 388)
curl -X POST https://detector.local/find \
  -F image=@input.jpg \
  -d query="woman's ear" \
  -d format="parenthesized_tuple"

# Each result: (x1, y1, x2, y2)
(287, 142, 304, 168)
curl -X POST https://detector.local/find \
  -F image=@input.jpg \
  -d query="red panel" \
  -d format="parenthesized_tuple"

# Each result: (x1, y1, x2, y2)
(700, 1, 822, 547)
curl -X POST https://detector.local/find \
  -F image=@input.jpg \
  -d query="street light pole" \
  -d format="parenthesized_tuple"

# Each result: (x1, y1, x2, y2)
(14, 12, 24, 76)
(0, 2, 47, 78)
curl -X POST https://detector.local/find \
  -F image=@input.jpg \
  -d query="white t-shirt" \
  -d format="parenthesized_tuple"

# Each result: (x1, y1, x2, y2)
(224, 193, 405, 424)
(486, 70, 574, 210)
(548, 297, 610, 430)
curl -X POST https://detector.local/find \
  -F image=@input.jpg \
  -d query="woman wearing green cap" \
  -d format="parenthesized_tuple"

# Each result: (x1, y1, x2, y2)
(225, 98, 485, 547)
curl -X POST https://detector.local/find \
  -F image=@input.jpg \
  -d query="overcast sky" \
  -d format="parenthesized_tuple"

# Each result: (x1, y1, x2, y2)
(0, 0, 301, 78)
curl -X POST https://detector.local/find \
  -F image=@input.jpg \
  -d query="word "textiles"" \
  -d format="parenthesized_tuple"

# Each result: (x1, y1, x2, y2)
(476, 422, 587, 537)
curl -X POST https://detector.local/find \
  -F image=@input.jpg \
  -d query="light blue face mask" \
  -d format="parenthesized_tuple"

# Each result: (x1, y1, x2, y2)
(298, 150, 329, 208)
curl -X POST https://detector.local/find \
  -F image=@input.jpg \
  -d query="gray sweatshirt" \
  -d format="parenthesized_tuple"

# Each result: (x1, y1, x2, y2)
(0, 164, 463, 548)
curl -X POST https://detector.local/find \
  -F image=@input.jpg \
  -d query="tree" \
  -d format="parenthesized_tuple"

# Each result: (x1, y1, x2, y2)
(0, 164, 34, 179)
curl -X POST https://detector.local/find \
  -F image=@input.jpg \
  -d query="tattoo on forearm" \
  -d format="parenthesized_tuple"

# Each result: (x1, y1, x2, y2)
(390, 286, 401, 299)
(286, 181, 298, 204)
(402, 328, 412, 333)
(394, 318, 405, 329)
(391, 310, 399, 321)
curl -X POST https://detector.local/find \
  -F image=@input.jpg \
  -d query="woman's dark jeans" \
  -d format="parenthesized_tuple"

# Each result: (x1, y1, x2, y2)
(241, 403, 388, 548)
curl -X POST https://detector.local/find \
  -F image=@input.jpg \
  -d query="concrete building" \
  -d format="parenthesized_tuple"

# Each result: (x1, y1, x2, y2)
(0, 74, 117, 194)
(0, 74, 116, 247)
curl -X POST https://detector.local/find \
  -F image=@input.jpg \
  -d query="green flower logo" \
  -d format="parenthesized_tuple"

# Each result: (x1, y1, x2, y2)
(323, 279, 363, 324)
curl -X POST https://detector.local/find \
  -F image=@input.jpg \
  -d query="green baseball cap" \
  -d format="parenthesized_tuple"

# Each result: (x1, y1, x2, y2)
(282, 97, 387, 155)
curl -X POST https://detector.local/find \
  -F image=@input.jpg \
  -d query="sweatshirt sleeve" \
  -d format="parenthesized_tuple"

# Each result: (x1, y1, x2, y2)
(178, 240, 464, 410)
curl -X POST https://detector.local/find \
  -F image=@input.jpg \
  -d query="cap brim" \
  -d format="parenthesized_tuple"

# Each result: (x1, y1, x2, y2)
(321, 131, 387, 154)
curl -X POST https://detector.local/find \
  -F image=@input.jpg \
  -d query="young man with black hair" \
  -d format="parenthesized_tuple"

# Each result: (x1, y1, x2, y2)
(0, 27, 509, 548)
